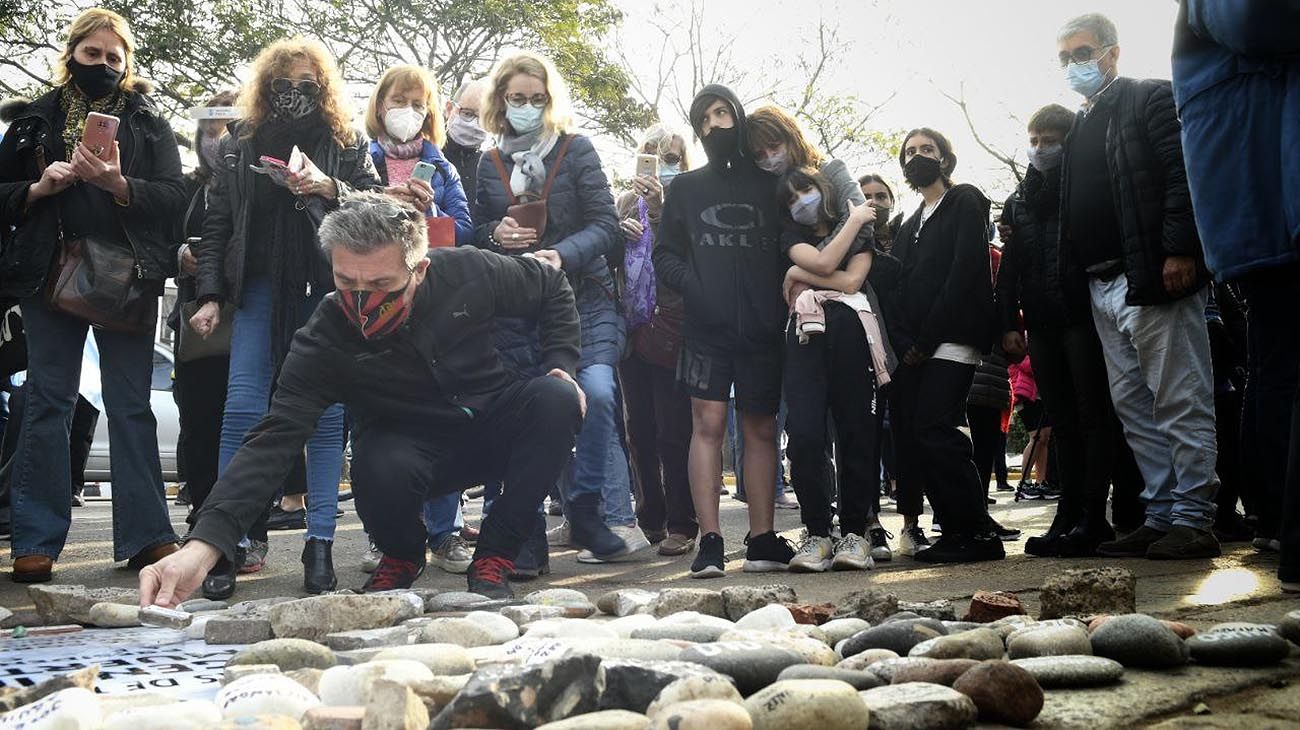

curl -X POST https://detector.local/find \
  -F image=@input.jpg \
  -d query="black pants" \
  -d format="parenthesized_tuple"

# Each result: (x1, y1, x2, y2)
(783, 305, 878, 537)
(994, 431, 1009, 486)
(1215, 388, 1246, 520)
(1028, 324, 1118, 531)
(967, 404, 1003, 495)
(1237, 264, 1300, 583)
(621, 351, 697, 537)
(350, 376, 581, 563)
(173, 355, 229, 526)
(891, 358, 986, 535)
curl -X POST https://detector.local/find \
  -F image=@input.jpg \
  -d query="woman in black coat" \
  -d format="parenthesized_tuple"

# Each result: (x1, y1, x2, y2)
(471, 51, 636, 567)
(876, 127, 1003, 565)
(0, 9, 185, 583)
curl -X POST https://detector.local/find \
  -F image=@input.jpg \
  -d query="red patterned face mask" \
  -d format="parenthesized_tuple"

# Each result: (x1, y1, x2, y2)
(336, 278, 412, 339)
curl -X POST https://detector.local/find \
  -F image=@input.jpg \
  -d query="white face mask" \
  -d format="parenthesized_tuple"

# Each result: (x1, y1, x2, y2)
(1026, 143, 1064, 172)
(447, 113, 487, 148)
(384, 106, 426, 143)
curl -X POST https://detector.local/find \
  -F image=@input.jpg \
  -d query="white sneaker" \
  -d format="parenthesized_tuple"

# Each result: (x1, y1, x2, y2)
(899, 525, 932, 557)
(577, 524, 652, 563)
(832, 533, 874, 571)
(546, 520, 573, 547)
(360, 536, 382, 573)
(430, 534, 473, 574)
(788, 533, 834, 573)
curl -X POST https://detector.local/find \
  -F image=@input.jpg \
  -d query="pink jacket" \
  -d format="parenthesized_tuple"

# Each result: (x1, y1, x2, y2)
(1009, 356, 1038, 403)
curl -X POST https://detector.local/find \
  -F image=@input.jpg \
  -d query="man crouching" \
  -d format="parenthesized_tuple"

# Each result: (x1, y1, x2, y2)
(140, 192, 585, 604)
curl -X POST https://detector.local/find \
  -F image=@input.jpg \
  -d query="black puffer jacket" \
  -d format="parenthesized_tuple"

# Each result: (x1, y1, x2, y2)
(996, 165, 1085, 333)
(0, 84, 186, 298)
(195, 121, 380, 306)
(967, 347, 1012, 410)
(1058, 77, 1208, 306)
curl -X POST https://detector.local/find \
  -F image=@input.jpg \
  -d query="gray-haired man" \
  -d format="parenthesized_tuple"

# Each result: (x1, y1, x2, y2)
(140, 192, 586, 602)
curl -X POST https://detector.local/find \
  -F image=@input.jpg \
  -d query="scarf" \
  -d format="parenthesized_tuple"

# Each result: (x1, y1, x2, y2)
(59, 84, 126, 158)
(624, 197, 657, 329)
(497, 128, 559, 198)
(377, 134, 423, 161)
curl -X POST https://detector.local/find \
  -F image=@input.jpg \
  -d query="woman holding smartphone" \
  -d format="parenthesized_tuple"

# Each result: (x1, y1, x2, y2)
(472, 51, 639, 569)
(188, 37, 381, 598)
(360, 64, 474, 577)
(0, 8, 185, 582)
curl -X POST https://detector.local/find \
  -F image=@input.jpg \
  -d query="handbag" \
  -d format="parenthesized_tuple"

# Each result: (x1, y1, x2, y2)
(177, 300, 233, 362)
(489, 135, 574, 243)
(37, 149, 158, 335)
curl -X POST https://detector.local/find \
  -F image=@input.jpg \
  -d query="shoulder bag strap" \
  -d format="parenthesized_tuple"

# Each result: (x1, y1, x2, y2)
(539, 135, 575, 199)
(489, 149, 518, 206)
(33, 146, 66, 246)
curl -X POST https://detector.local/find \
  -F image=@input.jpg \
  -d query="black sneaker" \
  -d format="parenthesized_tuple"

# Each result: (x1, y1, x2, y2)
(985, 517, 1021, 541)
(743, 531, 795, 573)
(467, 556, 515, 599)
(1055, 523, 1116, 558)
(868, 527, 893, 562)
(690, 532, 725, 578)
(914, 532, 1006, 564)
(1097, 525, 1168, 557)
(1037, 482, 1063, 500)
(266, 505, 307, 531)
(363, 554, 425, 591)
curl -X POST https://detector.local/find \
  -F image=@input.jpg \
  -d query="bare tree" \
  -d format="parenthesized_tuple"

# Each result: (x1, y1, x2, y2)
(937, 81, 1025, 185)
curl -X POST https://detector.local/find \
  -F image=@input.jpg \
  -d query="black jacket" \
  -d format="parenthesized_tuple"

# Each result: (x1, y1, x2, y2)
(652, 87, 786, 353)
(0, 84, 186, 298)
(195, 121, 380, 306)
(996, 165, 1084, 333)
(187, 246, 579, 562)
(443, 138, 482, 211)
(880, 183, 996, 356)
(1059, 77, 1208, 306)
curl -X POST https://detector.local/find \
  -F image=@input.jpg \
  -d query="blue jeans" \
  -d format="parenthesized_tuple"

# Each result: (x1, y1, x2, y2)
(12, 297, 176, 561)
(219, 277, 344, 541)
(423, 492, 464, 548)
(572, 364, 635, 526)
(1089, 278, 1219, 531)
(729, 398, 788, 500)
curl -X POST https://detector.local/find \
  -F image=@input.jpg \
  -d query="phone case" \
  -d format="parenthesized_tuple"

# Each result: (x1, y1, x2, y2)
(82, 112, 119, 159)
(411, 162, 437, 183)
(636, 154, 658, 178)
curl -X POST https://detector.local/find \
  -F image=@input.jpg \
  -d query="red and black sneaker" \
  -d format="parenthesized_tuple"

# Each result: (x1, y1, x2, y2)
(466, 555, 515, 599)
(362, 555, 425, 592)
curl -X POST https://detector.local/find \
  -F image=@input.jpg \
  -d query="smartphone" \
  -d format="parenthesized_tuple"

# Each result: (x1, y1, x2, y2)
(411, 161, 438, 184)
(251, 155, 292, 186)
(635, 154, 658, 179)
(82, 112, 119, 159)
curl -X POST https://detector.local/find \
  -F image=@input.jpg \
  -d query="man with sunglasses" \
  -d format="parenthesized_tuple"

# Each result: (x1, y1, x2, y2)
(140, 192, 586, 604)
(443, 78, 490, 204)
(1055, 13, 1221, 560)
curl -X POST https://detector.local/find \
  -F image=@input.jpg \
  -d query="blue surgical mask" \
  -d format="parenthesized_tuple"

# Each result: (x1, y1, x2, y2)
(505, 104, 544, 135)
(790, 191, 822, 226)
(659, 163, 680, 186)
(1065, 60, 1106, 97)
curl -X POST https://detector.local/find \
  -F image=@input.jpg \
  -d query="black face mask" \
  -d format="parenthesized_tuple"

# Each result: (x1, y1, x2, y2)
(68, 59, 123, 100)
(903, 154, 943, 189)
(700, 126, 740, 166)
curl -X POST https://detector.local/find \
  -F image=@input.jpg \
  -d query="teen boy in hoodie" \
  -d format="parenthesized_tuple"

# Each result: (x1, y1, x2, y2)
(653, 85, 795, 578)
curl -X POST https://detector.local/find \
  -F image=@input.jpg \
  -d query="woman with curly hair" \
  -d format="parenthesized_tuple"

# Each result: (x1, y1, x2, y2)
(188, 37, 381, 599)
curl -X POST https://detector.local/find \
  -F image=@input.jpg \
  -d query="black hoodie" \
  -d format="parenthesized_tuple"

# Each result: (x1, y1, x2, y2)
(652, 85, 786, 353)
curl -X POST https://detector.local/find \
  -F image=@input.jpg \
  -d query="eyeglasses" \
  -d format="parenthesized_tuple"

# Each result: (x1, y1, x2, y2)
(456, 107, 480, 122)
(1058, 45, 1112, 68)
(271, 78, 321, 97)
(505, 93, 550, 109)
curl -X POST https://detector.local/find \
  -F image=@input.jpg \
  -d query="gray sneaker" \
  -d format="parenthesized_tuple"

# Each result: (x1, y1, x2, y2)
(430, 534, 473, 574)
(360, 536, 382, 573)
(239, 539, 268, 574)
(577, 524, 652, 563)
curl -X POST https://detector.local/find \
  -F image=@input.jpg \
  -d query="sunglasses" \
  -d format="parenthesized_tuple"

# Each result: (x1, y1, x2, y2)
(271, 77, 322, 97)
(505, 93, 550, 109)
(1058, 45, 1112, 69)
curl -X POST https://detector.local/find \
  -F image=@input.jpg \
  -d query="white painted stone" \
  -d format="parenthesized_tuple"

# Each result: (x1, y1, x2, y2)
(0, 688, 100, 730)
(318, 660, 435, 706)
(215, 674, 321, 721)
(606, 613, 659, 639)
(734, 604, 796, 632)
(463, 611, 520, 643)
(100, 700, 220, 730)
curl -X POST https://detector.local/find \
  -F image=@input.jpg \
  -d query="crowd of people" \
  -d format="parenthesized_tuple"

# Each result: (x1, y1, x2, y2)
(0, 5, 1294, 606)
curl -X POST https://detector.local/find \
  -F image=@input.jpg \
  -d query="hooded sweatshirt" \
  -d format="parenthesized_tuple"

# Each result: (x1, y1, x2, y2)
(652, 85, 786, 353)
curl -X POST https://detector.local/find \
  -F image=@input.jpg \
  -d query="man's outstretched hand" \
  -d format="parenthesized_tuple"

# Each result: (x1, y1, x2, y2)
(139, 541, 222, 608)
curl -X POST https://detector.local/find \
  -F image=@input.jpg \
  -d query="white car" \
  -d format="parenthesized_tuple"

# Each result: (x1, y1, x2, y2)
(82, 341, 181, 483)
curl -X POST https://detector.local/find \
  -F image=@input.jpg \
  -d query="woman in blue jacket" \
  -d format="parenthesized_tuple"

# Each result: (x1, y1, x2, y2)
(472, 51, 641, 569)
(363, 64, 475, 576)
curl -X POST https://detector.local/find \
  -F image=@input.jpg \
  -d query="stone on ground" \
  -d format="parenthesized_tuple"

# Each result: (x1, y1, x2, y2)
(318, 660, 435, 706)
(1008, 655, 1124, 688)
(1, 688, 101, 730)
(216, 674, 322, 721)
(417, 618, 496, 647)
(858, 682, 978, 730)
(734, 603, 796, 631)
(1089, 613, 1188, 668)
(718, 585, 797, 621)
(428, 651, 602, 729)
(646, 699, 753, 730)
(1038, 567, 1137, 620)
(777, 663, 884, 689)
(889, 658, 979, 687)
(909, 628, 1004, 660)
(1185, 624, 1292, 666)
(269, 595, 421, 642)
(597, 588, 659, 617)
(537, 709, 651, 729)
(743, 679, 869, 730)
(840, 621, 943, 657)
(229, 638, 338, 671)
(1006, 624, 1093, 659)
(598, 659, 723, 712)
(832, 588, 900, 624)
(323, 627, 413, 651)
(302, 706, 366, 730)
(100, 700, 222, 730)
(951, 660, 1043, 727)
(677, 641, 805, 695)
(652, 588, 727, 618)
(361, 679, 428, 730)
(962, 591, 1027, 623)
(645, 674, 744, 719)
(371, 644, 475, 676)
(207, 616, 275, 645)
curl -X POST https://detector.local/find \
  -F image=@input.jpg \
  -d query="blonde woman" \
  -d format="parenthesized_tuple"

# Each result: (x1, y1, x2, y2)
(0, 8, 185, 583)
(188, 37, 380, 599)
(472, 51, 637, 578)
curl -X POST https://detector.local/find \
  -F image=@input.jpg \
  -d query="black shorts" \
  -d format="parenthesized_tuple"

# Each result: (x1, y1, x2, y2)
(677, 341, 782, 415)
(1019, 399, 1051, 430)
